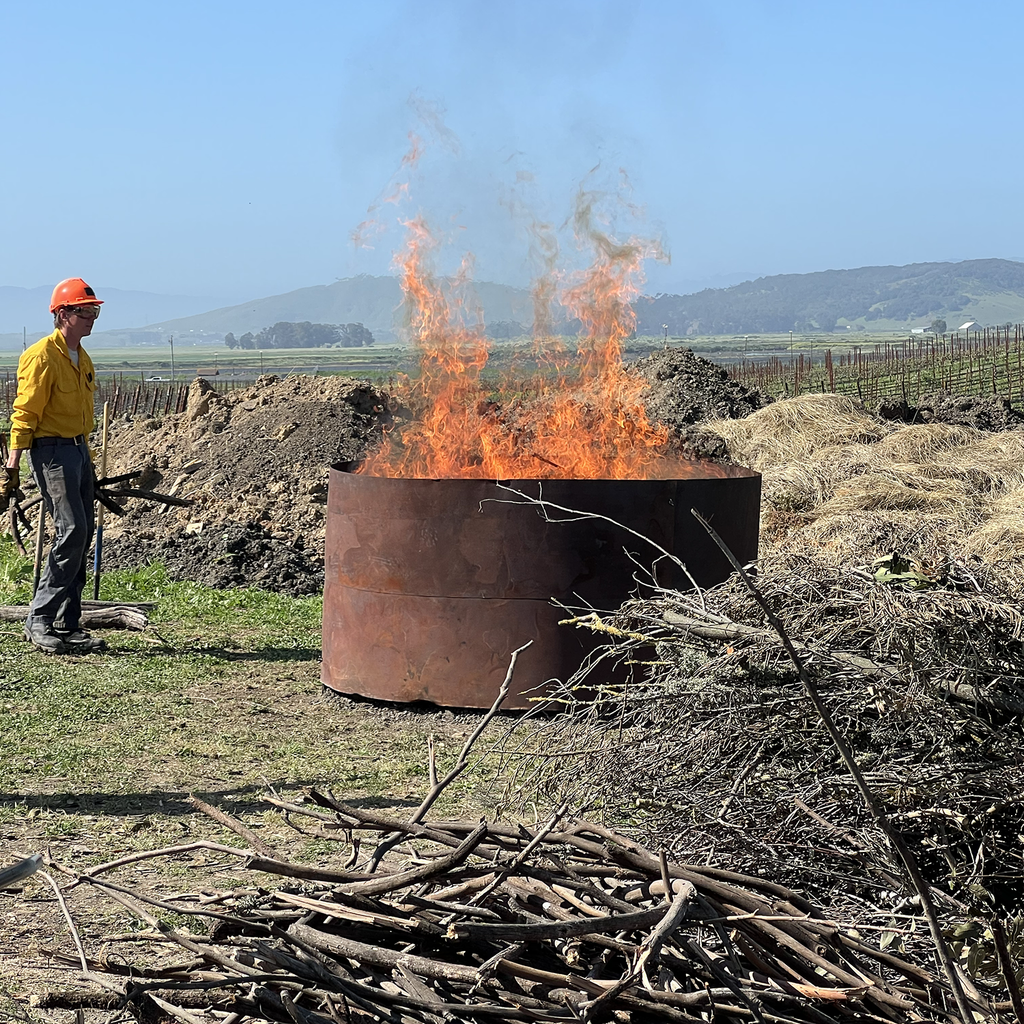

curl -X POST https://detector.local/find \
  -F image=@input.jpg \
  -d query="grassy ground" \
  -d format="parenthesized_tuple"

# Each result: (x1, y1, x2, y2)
(0, 540, 506, 1006)
(0, 344, 413, 389)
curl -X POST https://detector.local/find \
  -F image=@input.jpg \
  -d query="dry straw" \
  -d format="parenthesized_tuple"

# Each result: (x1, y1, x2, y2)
(705, 394, 1024, 584)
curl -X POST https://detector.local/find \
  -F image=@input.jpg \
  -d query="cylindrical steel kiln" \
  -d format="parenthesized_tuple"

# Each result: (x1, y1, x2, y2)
(321, 463, 761, 708)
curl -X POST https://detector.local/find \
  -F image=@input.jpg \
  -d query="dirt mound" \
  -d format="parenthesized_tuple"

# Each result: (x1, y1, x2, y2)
(632, 348, 769, 459)
(878, 391, 1024, 431)
(633, 347, 770, 427)
(101, 374, 390, 590)
(102, 520, 323, 596)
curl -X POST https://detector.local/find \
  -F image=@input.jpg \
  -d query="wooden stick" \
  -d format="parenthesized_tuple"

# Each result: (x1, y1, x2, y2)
(188, 793, 279, 859)
(466, 801, 569, 907)
(0, 604, 148, 630)
(452, 903, 670, 942)
(407, 640, 529, 823)
(368, 641, 531, 871)
(92, 401, 110, 600)
(31, 500, 45, 598)
(580, 883, 699, 1020)
(244, 855, 372, 884)
(990, 918, 1024, 1024)
(38, 870, 90, 973)
(341, 820, 488, 897)
(77, 840, 250, 879)
(104, 486, 194, 507)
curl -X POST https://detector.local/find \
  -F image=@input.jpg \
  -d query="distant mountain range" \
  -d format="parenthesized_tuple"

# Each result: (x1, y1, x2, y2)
(112, 276, 536, 344)
(5, 259, 1024, 349)
(135, 259, 1024, 341)
(636, 259, 1024, 336)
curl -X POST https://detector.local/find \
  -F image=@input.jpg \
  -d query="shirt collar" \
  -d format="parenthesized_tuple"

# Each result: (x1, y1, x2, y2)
(51, 328, 69, 357)
(51, 328, 86, 362)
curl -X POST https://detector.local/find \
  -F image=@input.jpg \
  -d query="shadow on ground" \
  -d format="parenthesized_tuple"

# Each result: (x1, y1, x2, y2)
(0, 784, 419, 820)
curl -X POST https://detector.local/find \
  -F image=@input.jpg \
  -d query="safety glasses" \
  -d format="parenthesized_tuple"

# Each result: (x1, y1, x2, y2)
(66, 305, 101, 319)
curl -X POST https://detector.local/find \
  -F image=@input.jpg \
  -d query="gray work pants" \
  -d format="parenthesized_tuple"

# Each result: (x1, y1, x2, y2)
(26, 440, 94, 633)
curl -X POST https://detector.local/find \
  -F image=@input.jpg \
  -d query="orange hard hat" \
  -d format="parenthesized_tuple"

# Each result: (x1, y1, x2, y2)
(50, 278, 104, 313)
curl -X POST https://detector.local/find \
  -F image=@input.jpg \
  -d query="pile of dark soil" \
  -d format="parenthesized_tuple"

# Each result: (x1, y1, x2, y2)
(102, 521, 324, 596)
(878, 391, 1024, 430)
(101, 374, 391, 591)
(632, 348, 770, 459)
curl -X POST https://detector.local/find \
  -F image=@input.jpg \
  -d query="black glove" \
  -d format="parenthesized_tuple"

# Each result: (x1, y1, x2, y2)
(0, 466, 19, 514)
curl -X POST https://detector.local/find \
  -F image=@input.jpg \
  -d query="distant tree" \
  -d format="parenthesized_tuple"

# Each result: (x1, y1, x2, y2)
(486, 320, 525, 340)
(930, 318, 947, 335)
(224, 332, 237, 349)
(254, 321, 343, 348)
(239, 332, 255, 350)
(338, 322, 374, 347)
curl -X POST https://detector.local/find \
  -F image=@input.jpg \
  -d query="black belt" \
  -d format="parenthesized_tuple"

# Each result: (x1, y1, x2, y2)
(32, 435, 86, 447)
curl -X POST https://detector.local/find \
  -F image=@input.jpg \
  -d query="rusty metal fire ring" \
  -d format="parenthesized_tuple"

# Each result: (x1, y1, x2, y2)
(322, 462, 761, 708)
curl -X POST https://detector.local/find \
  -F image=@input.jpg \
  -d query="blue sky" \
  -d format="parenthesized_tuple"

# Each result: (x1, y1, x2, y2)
(2, 0, 1022, 303)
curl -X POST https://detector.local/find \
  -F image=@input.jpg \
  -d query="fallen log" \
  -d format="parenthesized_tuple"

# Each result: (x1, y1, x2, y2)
(0, 601, 150, 631)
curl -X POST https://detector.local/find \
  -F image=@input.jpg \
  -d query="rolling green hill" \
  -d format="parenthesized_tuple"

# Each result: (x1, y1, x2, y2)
(635, 259, 1024, 335)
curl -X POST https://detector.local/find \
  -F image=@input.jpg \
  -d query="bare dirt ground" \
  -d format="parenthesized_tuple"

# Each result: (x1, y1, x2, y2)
(0, 644, 504, 1013)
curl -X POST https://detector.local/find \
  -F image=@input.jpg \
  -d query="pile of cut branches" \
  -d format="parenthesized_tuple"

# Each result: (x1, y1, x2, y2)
(502, 553, 1024, 917)
(25, 793, 1011, 1023)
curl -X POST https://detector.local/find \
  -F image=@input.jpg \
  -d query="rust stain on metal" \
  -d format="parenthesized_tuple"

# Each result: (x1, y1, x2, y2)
(322, 462, 761, 708)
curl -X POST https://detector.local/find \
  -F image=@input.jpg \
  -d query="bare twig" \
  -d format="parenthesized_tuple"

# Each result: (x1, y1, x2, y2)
(368, 641, 531, 871)
(990, 918, 1024, 1024)
(188, 793, 279, 858)
(38, 870, 90, 975)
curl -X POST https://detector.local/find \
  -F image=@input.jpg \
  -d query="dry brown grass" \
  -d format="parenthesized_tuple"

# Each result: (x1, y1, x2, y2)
(709, 394, 894, 468)
(963, 487, 1024, 562)
(706, 394, 1024, 582)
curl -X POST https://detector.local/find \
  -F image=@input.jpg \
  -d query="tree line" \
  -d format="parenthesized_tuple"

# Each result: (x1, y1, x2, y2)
(223, 321, 374, 350)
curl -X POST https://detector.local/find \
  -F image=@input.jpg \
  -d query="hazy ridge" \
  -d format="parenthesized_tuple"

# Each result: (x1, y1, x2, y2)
(127, 276, 535, 344)
(139, 259, 1024, 341)
(635, 259, 1024, 336)
(5, 259, 1024, 350)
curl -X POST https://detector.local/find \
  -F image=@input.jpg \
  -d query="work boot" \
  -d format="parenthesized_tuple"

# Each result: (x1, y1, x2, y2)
(23, 623, 68, 655)
(59, 629, 107, 654)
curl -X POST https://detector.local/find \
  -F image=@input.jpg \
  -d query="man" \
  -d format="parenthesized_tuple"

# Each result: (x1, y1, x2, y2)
(0, 278, 105, 654)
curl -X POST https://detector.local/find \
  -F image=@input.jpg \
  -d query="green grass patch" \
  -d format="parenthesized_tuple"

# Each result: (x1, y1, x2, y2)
(0, 536, 494, 837)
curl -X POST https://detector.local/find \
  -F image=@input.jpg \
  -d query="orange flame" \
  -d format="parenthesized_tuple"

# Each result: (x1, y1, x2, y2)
(361, 196, 674, 481)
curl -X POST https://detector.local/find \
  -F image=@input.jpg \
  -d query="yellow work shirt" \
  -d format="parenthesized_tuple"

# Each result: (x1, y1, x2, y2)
(10, 329, 96, 454)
